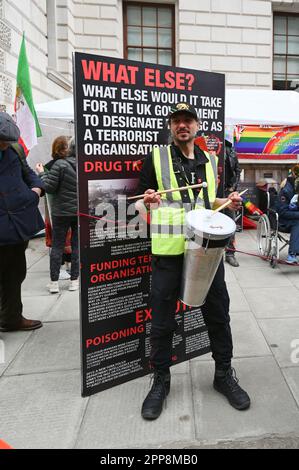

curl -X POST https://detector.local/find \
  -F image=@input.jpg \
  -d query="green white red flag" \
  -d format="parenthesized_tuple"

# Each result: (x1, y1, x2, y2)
(14, 33, 42, 154)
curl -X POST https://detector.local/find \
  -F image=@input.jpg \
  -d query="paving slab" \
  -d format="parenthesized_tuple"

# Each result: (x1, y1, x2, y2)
(234, 251, 267, 268)
(26, 239, 48, 269)
(22, 295, 58, 321)
(22, 272, 73, 297)
(190, 354, 214, 364)
(277, 266, 299, 289)
(191, 310, 270, 362)
(236, 236, 259, 252)
(5, 321, 80, 375)
(282, 367, 299, 408)
(22, 272, 55, 297)
(233, 267, 293, 288)
(0, 331, 31, 376)
(226, 283, 251, 312)
(238, 244, 256, 253)
(171, 360, 190, 374)
(243, 286, 299, 319)
(2, 232, 299, 449)
(75, 374, 195, 449)
(189, 435, 299, 449)
(224, 265, 237, 284)
(258, 318, 299, 368)
(191, 357, 299, 443)
(44, 290, 80, 322)
(230, 310, 271, 359)
(28, 254, 50, 273)
(0, 370, 87, 449)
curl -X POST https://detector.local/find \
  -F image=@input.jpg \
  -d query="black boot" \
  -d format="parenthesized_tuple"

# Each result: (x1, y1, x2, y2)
(213, 367, 250, 410)
(141, 370, 171, 420)
(225, 255, 239, 267)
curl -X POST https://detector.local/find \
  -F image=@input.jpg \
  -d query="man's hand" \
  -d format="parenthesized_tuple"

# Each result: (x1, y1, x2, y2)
(144, 189, 161, 209)
(35, 163, 44, 174)
(227, 191, 242, 211)
(31, 187, 42, 197)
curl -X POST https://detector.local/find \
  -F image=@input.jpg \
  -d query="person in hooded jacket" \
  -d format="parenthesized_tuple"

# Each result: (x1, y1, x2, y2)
(36, 137, 79, 292)
(224, 139, 241, 267)
(276, 164, 299, 264)
(44, 135, 72, 280)
(0, 112, 44, 331)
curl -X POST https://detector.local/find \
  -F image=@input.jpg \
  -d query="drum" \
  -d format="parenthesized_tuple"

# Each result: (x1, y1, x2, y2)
(180, 209, 236, 307)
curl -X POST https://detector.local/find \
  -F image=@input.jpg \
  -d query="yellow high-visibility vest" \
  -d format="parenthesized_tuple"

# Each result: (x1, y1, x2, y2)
(151, 145, 218, 255)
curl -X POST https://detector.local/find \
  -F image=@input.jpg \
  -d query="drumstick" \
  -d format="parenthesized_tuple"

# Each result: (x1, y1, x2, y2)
(127, 182, 208, 200)
(212, 189, 248, 214)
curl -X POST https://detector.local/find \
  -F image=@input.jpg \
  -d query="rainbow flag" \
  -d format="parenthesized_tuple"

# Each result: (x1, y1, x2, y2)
(235, 126, 299, 156)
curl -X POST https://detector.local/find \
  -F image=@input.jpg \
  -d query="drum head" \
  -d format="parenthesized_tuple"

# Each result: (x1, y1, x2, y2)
(186, 209, 236, 240)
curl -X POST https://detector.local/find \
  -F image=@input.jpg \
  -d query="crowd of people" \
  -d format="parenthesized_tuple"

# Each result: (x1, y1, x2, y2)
(0, 111, 78, 332)
(0, 108, 298, 421)
(36, 136, 79, 293)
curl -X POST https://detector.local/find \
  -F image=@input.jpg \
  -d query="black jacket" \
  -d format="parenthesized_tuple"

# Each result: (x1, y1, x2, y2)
(0, 145, 44, 245)
(225, 144, 241, 191)
(40, 155, 77, 216)
(277, 177, 299, 222)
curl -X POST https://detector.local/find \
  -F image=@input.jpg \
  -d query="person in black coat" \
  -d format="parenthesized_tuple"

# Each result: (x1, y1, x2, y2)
(44, 135, 72, 280)
(224, 139, 241, 267)
(36, 137, 79, 293)
(276, 164, 299, 264)
(0, 112, 44, 332)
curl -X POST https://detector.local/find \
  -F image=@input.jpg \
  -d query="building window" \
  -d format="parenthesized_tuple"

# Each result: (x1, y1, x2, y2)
(46, 0, 72, 91)
(123, 2, 175, 66)
(273, 13, 299, 90)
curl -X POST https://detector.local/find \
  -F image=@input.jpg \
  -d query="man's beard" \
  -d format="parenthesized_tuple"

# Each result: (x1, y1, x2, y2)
(172, 131, 197, 144)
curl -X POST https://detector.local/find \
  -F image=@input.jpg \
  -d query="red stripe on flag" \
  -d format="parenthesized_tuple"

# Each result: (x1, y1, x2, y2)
(14, 92, 29, 156)
(18, 136, 29, 156)
(237, 153, 297, 160)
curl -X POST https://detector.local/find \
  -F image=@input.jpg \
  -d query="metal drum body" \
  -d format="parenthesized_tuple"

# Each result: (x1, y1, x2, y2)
(180, 209, 236, 307)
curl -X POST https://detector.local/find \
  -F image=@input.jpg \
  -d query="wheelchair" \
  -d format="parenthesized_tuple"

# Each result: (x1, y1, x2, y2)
(256, 189, 290, 268)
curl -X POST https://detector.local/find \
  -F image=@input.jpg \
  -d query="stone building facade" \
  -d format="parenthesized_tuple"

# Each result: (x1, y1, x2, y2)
(0, 0, 298, 112)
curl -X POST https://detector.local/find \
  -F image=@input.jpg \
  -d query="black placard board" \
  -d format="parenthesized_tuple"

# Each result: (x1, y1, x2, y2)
(73, 53, 225, 396)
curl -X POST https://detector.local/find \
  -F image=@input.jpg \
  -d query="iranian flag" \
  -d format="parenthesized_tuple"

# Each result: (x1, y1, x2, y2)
(14, 34, 42, 154)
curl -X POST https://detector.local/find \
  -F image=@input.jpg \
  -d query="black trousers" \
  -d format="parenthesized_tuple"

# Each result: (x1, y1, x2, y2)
(150, 255, 233, 372)
(50, 216, 79, 281)
(0, 241, 28, 327)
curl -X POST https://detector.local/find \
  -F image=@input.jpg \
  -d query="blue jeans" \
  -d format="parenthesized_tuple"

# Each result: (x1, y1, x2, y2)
(284, 220, 299, 255)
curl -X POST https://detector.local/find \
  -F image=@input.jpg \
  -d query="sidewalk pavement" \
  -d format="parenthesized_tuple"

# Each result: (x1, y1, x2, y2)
(1, 230, 299, 449)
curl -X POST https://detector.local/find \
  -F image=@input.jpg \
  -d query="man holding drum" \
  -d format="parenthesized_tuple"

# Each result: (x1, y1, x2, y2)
(137, 103, 250, 420)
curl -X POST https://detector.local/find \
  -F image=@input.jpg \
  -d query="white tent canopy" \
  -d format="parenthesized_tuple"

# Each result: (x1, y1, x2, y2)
(36, 97, 74, 121)
(225, 89, 299, 126)
(35, 89, 299, 126)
